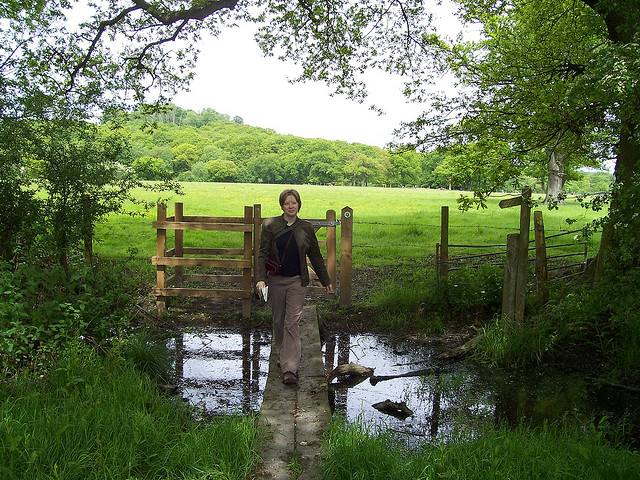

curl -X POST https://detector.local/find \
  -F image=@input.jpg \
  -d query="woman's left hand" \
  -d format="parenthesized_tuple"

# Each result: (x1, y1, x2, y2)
(326, 284, 333, 294)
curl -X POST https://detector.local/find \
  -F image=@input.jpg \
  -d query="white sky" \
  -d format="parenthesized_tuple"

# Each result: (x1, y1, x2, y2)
(172, 7, 465, 148)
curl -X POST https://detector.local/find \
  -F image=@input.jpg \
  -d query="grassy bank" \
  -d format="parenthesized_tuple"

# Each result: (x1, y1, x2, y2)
(0, 342, 257, 480)
(324, 417, 640, 479)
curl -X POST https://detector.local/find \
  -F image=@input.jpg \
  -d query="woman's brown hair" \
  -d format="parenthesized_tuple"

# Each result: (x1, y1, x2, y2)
(279, 188, 302, 212)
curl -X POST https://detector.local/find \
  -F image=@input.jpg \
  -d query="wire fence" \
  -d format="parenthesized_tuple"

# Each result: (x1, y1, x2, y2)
(95, 217, 590, 280)
(440, 228, 588, 282)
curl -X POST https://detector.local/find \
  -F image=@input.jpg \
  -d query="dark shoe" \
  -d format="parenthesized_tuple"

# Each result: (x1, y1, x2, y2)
(283, 371, 298, 386)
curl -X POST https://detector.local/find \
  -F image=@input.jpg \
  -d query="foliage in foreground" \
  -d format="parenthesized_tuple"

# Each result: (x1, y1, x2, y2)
(476, 269, 640, 380)
(323, 417, 640, 480)
(0, 343, 257, 480)
(0, 258, 144, 374)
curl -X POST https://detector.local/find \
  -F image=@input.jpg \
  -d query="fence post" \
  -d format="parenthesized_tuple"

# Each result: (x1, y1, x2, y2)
(515, 187, 531, 321)
(253, 203, 262, 283)
(502, 233, 520, 321)
(242, 205, 253, 318)
(534, 210, 549, 303)
(175, 202, 184, 285)
(439, 206, 449, 277)
(326, 209, 337, 295)
(339, 206, 353, 307)
(155, 203, 167, 315)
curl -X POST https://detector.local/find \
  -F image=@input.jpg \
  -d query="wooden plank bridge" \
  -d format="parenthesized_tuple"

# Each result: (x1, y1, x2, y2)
(256, 305, 331, 479)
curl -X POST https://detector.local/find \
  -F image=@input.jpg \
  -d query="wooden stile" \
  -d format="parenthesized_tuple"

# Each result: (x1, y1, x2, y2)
(152, 202, 255, 318)
(155, 203, 167, 315)
(175, 202, 184, 284)
(242, 205, 253, 317)
(152, 202, 353, 317)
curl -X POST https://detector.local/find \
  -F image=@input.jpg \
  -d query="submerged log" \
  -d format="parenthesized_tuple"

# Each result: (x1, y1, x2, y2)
(372, 399, 414, 420)
(436, 334, 484, 360)
(326, 362, 374, 383)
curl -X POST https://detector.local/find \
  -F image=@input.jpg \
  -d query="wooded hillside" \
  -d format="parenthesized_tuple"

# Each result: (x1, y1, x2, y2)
(124, 105, 612, 193)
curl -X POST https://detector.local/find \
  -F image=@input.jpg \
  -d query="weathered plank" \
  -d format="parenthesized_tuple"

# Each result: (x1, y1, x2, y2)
(256, 305, 330, 480)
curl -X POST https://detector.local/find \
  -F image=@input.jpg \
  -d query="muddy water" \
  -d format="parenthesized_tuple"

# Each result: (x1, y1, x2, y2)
(168, 328, 640, 446)
(168, 329, 271, 415)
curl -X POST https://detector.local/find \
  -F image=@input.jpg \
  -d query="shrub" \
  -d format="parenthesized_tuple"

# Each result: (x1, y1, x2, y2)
(0, 259, 135, 373)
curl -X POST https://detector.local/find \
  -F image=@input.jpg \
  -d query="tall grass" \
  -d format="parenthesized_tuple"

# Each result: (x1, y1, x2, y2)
(323, 416, 640, 480)
(0, 342, 257, 480)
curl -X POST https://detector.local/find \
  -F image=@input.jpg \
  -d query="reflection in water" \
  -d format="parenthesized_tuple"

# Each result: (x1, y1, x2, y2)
(168, 328, 271, 415)
(169, 328, 640, 447)
(323, 333, 640, 447)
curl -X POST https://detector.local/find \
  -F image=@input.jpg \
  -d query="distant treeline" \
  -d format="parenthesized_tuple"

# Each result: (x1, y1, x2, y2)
(123, 105, 613, 193)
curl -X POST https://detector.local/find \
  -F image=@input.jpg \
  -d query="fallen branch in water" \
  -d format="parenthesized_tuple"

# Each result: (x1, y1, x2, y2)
(436, 334, 484, 360)
(326, 362, 375, 383)
(369, 366, 446, 386)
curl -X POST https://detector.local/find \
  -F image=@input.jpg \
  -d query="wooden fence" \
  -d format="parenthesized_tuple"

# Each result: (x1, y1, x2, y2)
(436, 188, 588, 321)
(152, 203, 353, 317)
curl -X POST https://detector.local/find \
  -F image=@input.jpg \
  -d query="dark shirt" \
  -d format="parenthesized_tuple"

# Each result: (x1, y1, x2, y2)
(275, 226, 301, 277)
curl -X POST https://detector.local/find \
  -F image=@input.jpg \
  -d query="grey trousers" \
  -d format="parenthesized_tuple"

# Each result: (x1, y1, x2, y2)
(269, 274, 307, 375)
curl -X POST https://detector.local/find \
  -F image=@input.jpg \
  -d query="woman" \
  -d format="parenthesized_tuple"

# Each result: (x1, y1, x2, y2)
(256, 189, 332, 386)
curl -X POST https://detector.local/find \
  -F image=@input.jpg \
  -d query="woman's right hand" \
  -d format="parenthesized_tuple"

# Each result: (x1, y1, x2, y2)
(256, 281, 266, 296)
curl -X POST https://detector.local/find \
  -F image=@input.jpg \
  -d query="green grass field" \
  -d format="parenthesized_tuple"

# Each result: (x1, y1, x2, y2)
(95, 182, 604, 268)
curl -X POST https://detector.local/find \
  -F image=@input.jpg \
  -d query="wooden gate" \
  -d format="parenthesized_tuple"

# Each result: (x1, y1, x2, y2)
(152, 202, 353, 318)
(152, 203, 254, 317)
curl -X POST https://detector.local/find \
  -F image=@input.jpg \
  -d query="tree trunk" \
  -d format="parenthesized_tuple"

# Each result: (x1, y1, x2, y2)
(579, 0, 639, 277)
(592, 118, 640, 279)
(544, 147, 567, 205)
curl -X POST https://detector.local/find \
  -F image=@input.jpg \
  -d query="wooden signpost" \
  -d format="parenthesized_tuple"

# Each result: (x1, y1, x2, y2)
(498, 187, 532, 322)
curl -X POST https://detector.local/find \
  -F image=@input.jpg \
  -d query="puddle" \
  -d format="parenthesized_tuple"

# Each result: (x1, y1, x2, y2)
(168, 328, 271, 415)
(169, 328, 640, 447)
(324, 333, 640, 447)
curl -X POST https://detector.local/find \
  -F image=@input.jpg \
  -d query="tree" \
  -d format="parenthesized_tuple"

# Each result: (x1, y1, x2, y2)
(344, 152, 388, 186)
(190, 162, 211, 182)
(28, 120, 133, 278)
(132, 156, 170, 180)
(0, 1, 438, 122)
(387, 151, 421, 187)
(0, 121, 41, 262)
(396, 0, 639, 270)
(577, 0, 640, 274)
(404, 0, 607, 200)
(172, 143, 200, 172)
(307, 151, 342, 184)
(206, 159, 238, 182)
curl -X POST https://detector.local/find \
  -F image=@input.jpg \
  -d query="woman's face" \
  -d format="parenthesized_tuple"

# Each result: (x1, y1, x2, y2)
(282, 194, 299, 217)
